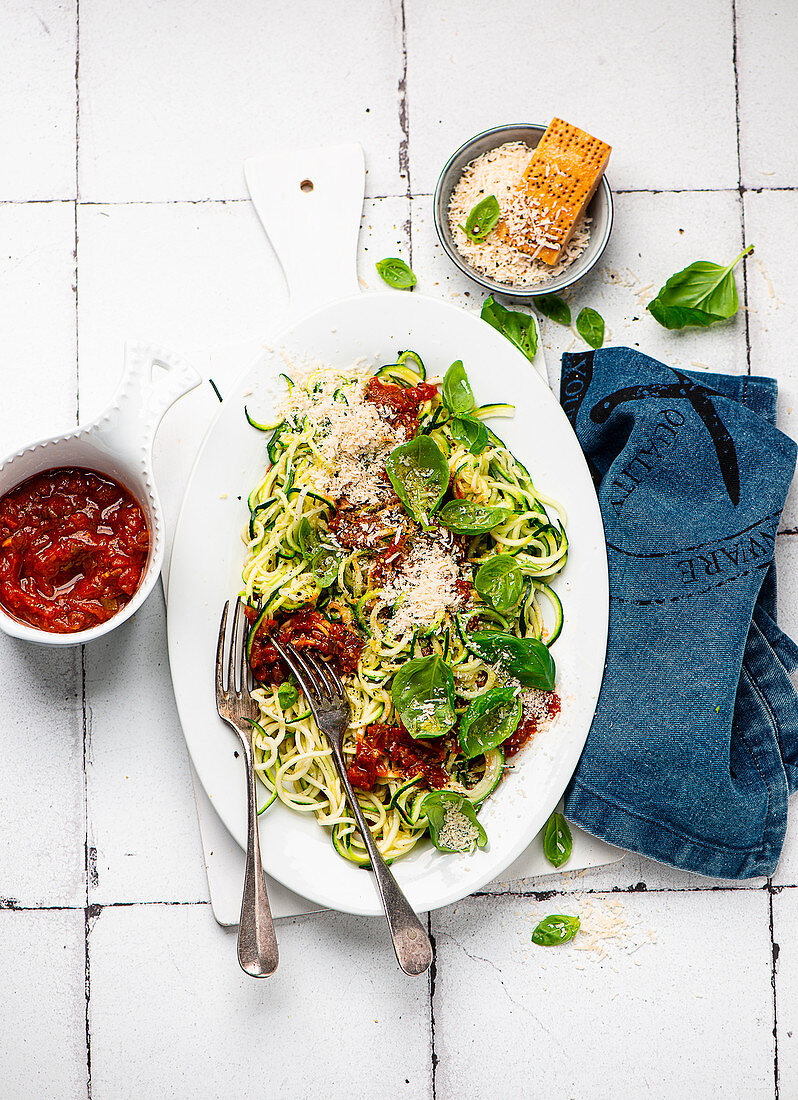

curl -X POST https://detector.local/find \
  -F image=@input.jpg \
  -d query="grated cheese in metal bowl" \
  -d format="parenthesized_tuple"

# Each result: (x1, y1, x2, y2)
(447, 141, 591, 288)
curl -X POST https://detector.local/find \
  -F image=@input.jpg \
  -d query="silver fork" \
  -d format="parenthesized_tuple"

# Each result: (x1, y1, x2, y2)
(216, 598, 279, 977)
(268, 636, 433, 976)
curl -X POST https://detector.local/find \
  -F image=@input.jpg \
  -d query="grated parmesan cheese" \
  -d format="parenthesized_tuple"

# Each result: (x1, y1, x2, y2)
(438, 803, 480, 852)
(448, 141, 591, 288)
(275, 368, 409, 507)
(382, 534, 465, 634)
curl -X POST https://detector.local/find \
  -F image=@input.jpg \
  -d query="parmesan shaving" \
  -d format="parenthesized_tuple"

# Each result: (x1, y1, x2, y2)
(448, 141, 591, 288)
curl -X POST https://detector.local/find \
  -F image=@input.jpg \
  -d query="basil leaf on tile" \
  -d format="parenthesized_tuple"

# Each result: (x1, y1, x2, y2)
(534, 294, 571, 326)
(576, 307, 605, 349)
(437, 500, 512, 535)
(468, 632, 556, 691)
(646, 245, 753, 329)
(277, 681, 299, 709)
(450, 415, 489, 455)
(474, 553, 523, 613)
(459, 194, 501, 243)
(385, 435, 449, 526)
(458, 687, 522, 759)
(532, 914, 580, 946)
(391, 655, 456, 739)
(543, 811, 573, 868)
(422, 791, 488, 852)
(376, 257, 417, 290)
(442, 360, 475, 414)
(481, 295, 538, 363)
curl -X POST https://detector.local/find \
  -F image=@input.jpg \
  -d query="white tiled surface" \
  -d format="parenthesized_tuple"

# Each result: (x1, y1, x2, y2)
(1, 2, 797, 1097)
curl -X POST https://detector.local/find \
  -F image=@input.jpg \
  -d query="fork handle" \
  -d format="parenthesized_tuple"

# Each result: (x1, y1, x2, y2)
(238, 739, 279, 977)
(332, 745, 432, 976)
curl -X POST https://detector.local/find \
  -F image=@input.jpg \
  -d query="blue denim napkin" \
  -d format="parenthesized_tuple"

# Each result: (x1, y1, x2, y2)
(560, 347, 798, 878)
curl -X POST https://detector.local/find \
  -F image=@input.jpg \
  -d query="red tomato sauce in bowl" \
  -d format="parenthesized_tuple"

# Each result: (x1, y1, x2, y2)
(0, 467, 150, 633)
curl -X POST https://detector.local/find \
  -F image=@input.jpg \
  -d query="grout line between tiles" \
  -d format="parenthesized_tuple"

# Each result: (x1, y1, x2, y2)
(397, 0, 412, 269)
(2, 185, 798, 211)
(769, 885, 780, 1098)
(427, 913, 438, 1098)
(730, 0, 752, 377)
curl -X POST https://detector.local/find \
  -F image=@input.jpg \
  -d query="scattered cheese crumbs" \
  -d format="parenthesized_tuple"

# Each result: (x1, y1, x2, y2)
(274, 367, 407, 507)
(448, 142, 591, 288)
(528, 893, 658, 964)
(383, 536, 464, 633)
(438, 803, 480, 852)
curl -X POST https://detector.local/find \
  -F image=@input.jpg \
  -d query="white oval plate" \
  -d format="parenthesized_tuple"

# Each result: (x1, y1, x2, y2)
(167, 292, 608, 916)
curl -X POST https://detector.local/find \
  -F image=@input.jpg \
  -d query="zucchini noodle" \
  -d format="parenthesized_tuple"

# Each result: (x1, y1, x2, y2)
(240, 353, 567, 865)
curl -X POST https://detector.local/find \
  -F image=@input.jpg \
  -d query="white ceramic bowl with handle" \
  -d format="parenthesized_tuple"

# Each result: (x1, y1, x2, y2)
(0, 342, 201, 646)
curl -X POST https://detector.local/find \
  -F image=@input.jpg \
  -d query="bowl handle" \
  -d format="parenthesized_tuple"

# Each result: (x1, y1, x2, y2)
(244, 143, 365, 321)
(93, 342, 202, 464)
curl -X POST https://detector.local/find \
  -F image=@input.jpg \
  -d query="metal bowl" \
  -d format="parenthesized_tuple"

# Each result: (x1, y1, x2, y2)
(433, 123, 613, 299)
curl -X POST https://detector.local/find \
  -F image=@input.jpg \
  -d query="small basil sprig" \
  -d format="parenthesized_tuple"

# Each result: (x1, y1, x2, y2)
(459, 687, 522, 759)
(391, 655, 456, 739)
(481, 295, 538, 364)
(474, 553, 523, 613)
(647, 245, 753, 329)
(442, 360, 475, 415)
(385, 435, 449, 526)
(376, 257, 417, 290)
(534, 294, 571, 326)
(459, 195, 501, 243)
(277, 681, 299, 709)
(532, 914, 580, 946)
(450, 416, 488, 455)
(423, 791, 488, 852)
(468, 632, 556, 691)
(543, 811, 573, 868)
(576, 307, 605, 350)
(438, 500, 511, 535)
(298, 517, 341, 588)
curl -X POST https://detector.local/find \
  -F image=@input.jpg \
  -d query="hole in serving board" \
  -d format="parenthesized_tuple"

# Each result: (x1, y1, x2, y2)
(299, 179, 314, 193)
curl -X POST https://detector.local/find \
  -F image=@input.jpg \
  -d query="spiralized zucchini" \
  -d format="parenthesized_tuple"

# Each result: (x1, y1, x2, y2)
(241, 357, 567, 865)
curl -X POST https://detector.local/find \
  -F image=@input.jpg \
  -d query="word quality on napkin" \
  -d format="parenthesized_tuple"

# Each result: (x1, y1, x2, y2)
(560, 347, 798, 878)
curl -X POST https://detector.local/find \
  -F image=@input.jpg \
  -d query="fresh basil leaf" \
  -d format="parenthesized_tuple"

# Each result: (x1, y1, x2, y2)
(474, 553, 523, 613)
(422, 791, 488, 852)
(376, 256, 417, 290)
(385, 435, 449, 526)
(459, 195, 501, 243)
(646, 245, 753, 330)
(543, 811, 573, 868)
(469, 632, 556, 691)
(277, 681, 299, 709)
(442, 360, 475, 415)
(391, 655, 456, 739)
(531, 914, 580, 946)
(534, 294, 571, 326)
(459, 687, 522, 759)
(438, 500, 511, 535)
(298, 516, 316, 559)
(576, 307, 605, 350)
(311, 545, 340, 588)
(450, 416, 488, 455)
(480, 295, 538, 363)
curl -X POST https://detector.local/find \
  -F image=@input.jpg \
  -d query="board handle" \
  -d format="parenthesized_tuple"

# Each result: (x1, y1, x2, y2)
(244, 144, 365, 320)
